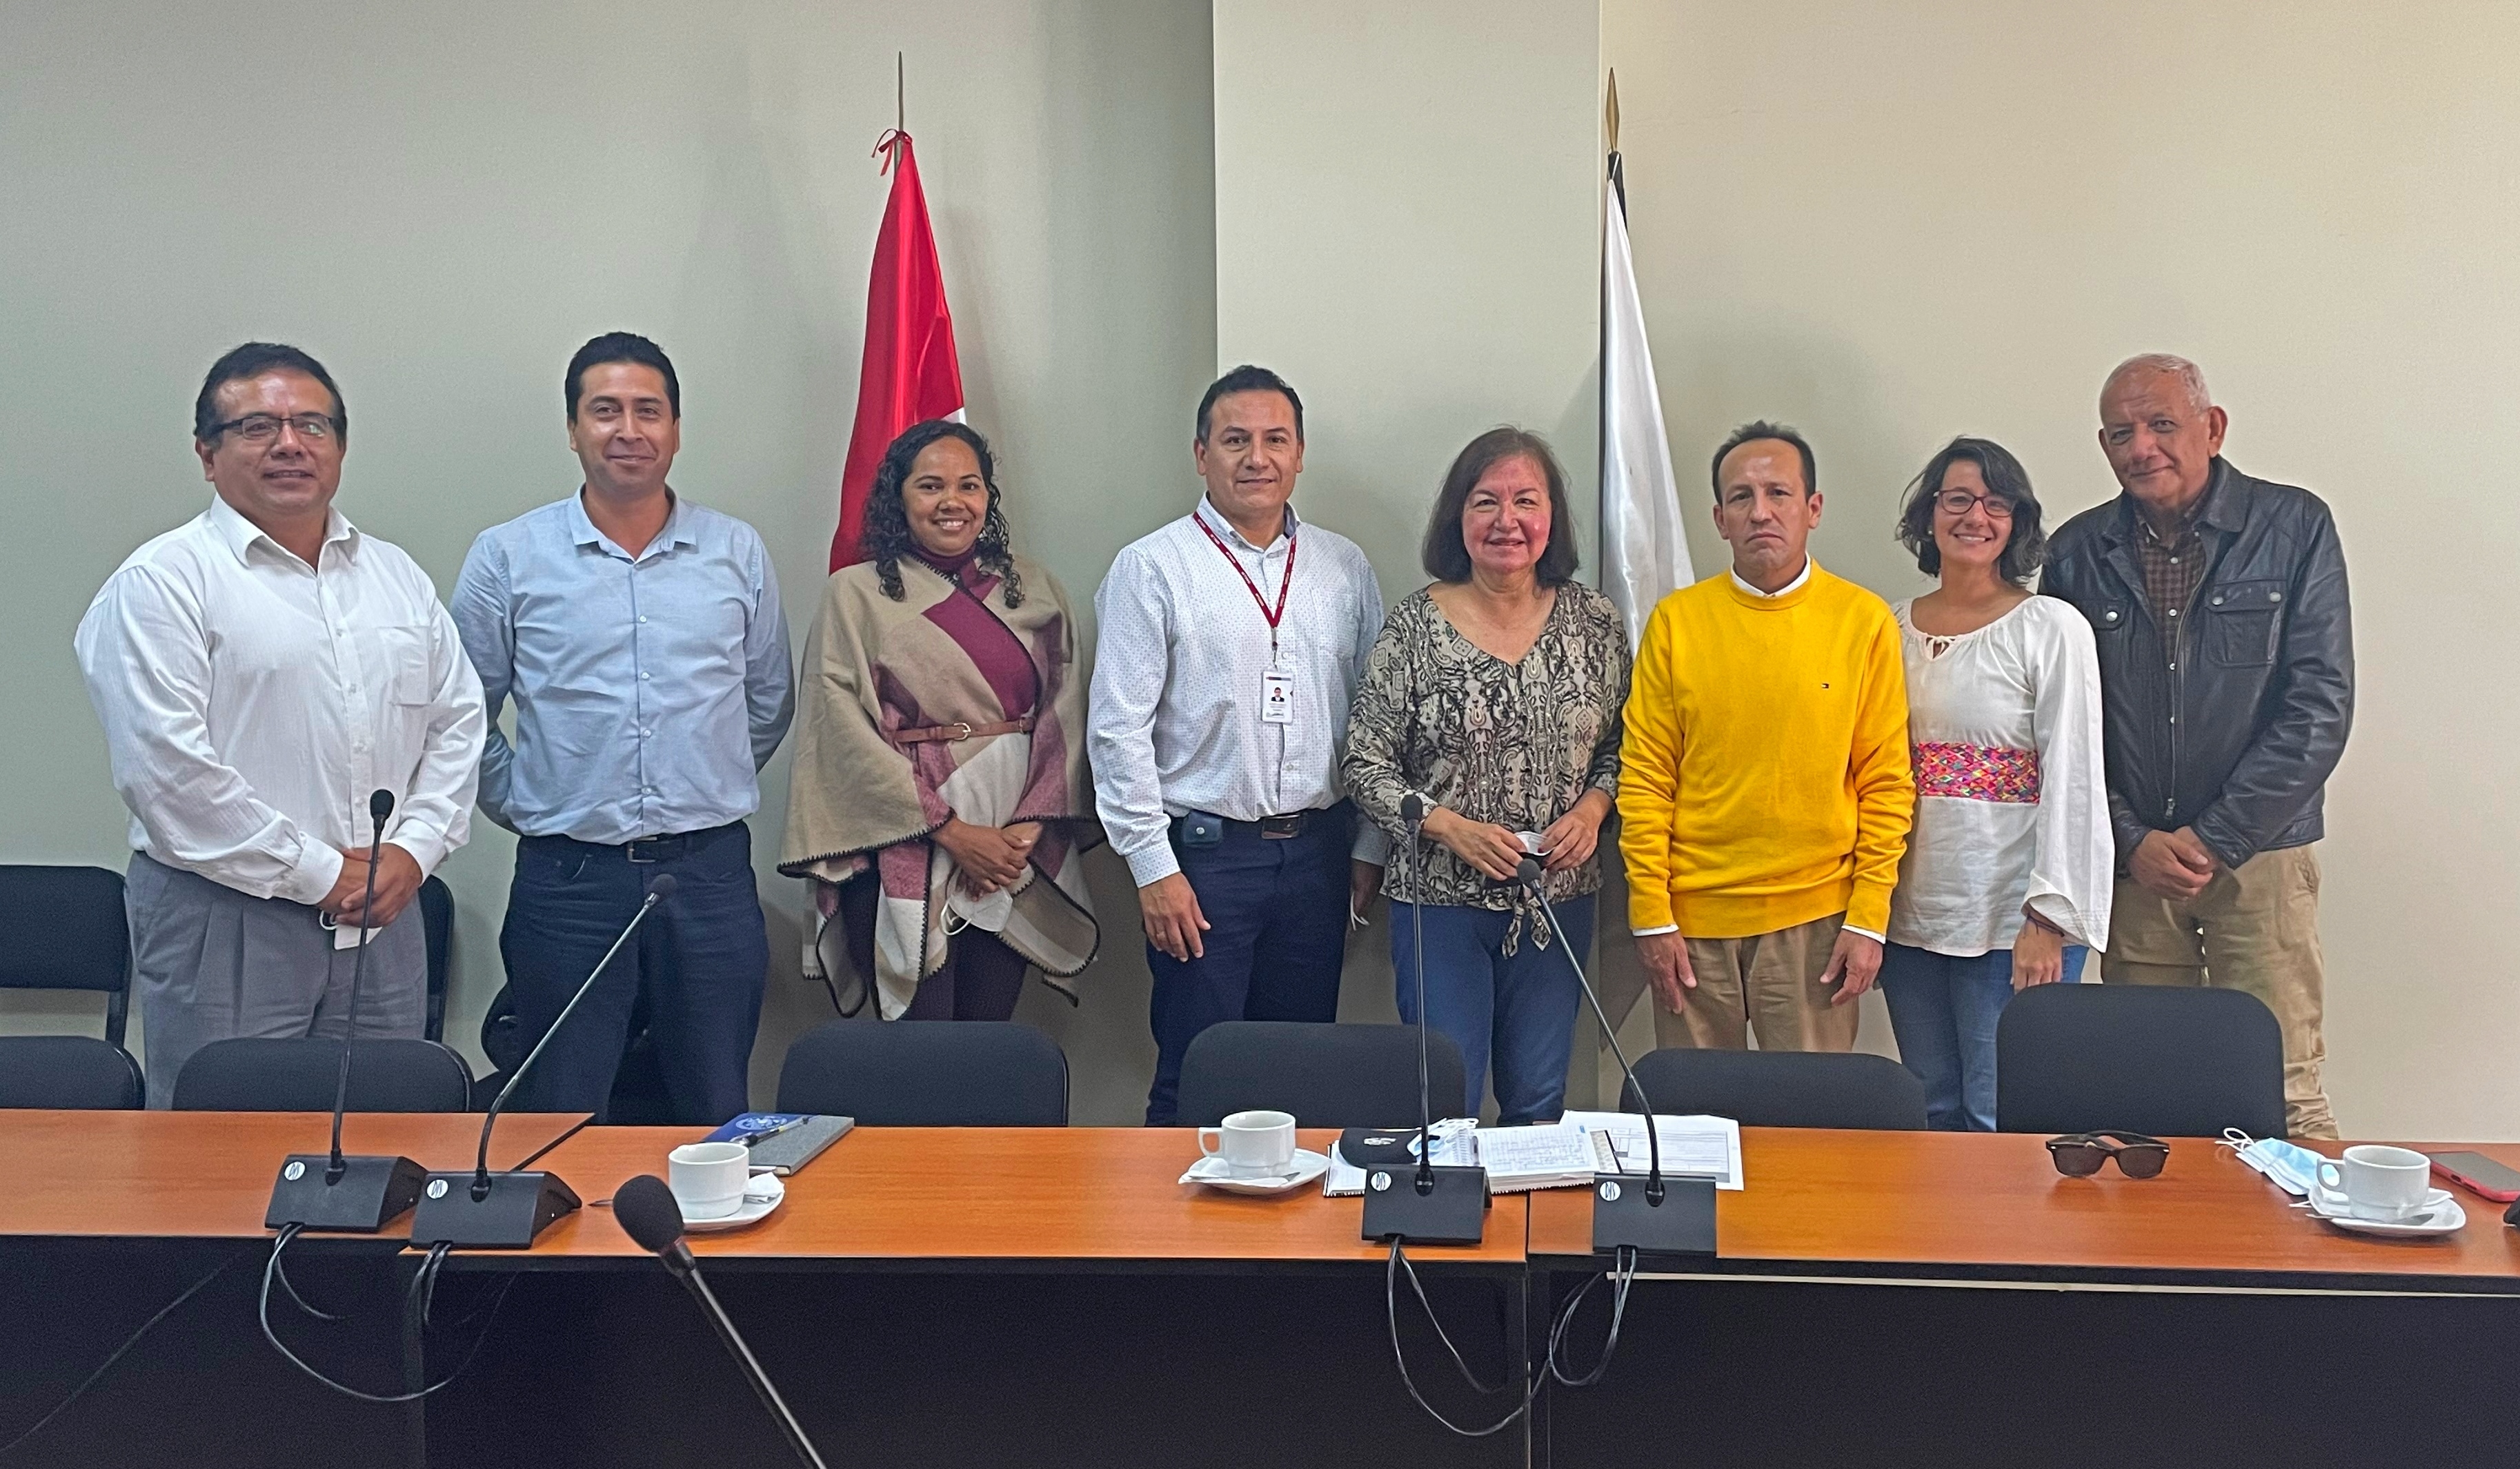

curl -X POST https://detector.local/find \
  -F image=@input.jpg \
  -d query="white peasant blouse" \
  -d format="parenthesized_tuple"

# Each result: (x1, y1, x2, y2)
(1885, 595, 2112, 957)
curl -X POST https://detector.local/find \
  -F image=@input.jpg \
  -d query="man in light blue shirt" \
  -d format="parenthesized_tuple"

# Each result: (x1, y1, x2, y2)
(453, 332, 792, 1123)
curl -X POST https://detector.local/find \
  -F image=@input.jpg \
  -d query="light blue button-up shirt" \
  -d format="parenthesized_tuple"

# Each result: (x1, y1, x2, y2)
(453, 491, 793, 844)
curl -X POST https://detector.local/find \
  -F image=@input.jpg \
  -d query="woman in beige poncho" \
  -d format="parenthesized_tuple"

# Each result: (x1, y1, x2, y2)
(780, 421, 1098, 1020)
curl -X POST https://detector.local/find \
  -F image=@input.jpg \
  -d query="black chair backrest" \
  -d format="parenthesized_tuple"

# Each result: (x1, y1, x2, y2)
(1175, 1022, 1469, 1130)
(0, 865, 132, 1046)
(0, 1036, 144, 1109)
(776, 1021, 1068, 1126)
(1622, 1047, 1929, 1130)
(419, 875, 453, 1044)
(172, 1038, 475, 1113)
(1996, 983, 2286, 1138)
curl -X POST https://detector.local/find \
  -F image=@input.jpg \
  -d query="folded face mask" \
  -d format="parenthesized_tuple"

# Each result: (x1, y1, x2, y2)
(2222, 1129, 2327, 1196)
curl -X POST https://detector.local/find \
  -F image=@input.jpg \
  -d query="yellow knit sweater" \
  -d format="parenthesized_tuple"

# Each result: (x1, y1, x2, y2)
(1618, 562, 1914, 938)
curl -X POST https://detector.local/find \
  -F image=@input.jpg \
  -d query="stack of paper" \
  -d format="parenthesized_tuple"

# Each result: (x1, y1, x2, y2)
(1324, 1113, 1745, 1196)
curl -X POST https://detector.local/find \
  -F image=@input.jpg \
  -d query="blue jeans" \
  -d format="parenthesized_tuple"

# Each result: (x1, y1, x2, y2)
(500, 821, 768, 1125)
(1878, 940, 2087, 1131)
(1144, 804, 1355, 1126)
(1391, 896, 1593, 1126)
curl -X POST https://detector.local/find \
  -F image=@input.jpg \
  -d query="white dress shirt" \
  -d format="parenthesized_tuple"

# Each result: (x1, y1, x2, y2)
(1090, 497, 1388, 887)
(1886, 595, 2112, 955)
(75, 495, 486, 906)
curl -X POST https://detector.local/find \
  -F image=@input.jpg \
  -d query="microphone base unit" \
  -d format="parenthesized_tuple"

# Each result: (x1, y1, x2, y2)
(1590, 1173, 1717, 1259)
(1361, 1164, 1491, 1245)
(264, 1153, 428, 1232)
(408, 1170, 583, 1248)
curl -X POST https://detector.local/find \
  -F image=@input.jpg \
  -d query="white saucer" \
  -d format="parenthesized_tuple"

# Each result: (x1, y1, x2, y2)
(1180, 1149, 1331, 1195)
(682, 1170, 786, 1232)
(2302, 1184, 2465, 1236)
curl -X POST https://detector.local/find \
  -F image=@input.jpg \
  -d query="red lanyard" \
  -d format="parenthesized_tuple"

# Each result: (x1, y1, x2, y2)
(1193, 509, 1297, 654)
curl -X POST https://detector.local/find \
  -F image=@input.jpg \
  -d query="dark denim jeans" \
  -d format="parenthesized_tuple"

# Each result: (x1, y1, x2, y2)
(1391, 895, 1594, 1125)
(499, 820, 768, 1125)
(1879, 940, 2087, 1131)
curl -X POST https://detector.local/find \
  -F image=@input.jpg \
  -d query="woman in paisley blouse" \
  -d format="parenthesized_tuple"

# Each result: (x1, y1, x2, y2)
(1881, 436, 2112, 1130)
(1344, 428, 1628, 1124)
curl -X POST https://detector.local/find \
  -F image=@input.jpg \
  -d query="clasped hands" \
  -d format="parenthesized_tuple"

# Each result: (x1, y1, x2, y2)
(1420, 790, 1611, 883)
(319, 844, 424, 929)
(935, 817, 1043, 898)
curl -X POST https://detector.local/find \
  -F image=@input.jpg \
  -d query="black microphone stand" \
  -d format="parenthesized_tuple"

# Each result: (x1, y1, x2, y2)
(409, 874, 678, 1248)
(615, 1176, 832, 1469)
(1518, 858, 1714, 1258)
(266, 789, 429, 1231)
(1362, 793, 1488, 1245)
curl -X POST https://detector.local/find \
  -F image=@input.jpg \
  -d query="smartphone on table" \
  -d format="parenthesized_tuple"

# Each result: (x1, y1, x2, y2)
(2425, 1150, 2520, 1203)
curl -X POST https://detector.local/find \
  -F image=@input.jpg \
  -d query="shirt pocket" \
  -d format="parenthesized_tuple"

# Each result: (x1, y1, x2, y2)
(2201, 580, 2284, 667)
(375, 624, 434, 705)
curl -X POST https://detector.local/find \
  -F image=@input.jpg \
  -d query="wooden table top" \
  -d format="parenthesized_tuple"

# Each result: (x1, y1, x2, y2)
(0, 1110, 591, 1239)
(1527, 1129, 2520, 1288)
(522, 1125, 1531, 1267)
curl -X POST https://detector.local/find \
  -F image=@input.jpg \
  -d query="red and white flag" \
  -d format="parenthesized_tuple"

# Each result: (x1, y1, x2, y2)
(830, 130, 964, 571)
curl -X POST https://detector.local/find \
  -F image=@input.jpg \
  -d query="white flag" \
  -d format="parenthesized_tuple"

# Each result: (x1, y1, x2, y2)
(1593, 159, 1694, 1057)
(1599, 170, 1693, 652)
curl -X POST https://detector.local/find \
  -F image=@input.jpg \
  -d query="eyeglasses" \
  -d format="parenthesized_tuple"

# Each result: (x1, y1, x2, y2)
(208, 413, 339, 446)
(1935, 490, 2016, 519)
(2046, 1131, 2170, 1179)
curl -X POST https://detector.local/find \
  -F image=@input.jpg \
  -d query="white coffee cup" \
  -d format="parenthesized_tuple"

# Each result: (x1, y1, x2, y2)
(668, 1141, 752, 1221)
(2314, 1144, 2433, 1221)
(1198, 1109, 1298, 1179)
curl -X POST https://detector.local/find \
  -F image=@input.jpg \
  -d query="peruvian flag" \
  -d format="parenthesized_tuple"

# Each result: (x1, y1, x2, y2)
(830, 130, 965, 570)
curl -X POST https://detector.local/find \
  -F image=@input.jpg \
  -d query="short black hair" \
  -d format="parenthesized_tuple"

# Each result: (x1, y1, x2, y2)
(1895, 435, 2049, 586)
(1422, 427, 1580, 586)
(194, 342, 346, 446)
(1195, 364, 1303, 444)
(1709, 420, 1815, 500)
(566, 331, 680, 420)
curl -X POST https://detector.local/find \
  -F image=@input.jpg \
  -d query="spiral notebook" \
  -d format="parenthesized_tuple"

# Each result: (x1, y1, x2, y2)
(698, 1113, 856, 1176)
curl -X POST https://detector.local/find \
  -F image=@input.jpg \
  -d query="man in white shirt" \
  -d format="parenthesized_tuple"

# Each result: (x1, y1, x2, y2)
(75, 344, 485, 1105)
(1090, 366, 1387, 1125)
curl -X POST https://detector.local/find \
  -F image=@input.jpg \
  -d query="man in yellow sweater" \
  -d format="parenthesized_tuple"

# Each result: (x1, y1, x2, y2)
(1619, 422, 1914, 1052)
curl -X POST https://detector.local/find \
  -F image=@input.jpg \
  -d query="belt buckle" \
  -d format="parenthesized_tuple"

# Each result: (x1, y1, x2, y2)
(1260, 815, 1301, 840)
(627, 838, 663, 865)
(946, 721, 974, 743)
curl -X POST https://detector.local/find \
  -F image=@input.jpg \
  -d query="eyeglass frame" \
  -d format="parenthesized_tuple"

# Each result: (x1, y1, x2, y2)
(1932, 489, 2016, 519)
(204, 412, 344, 447)
(2045, 1130, 2170, 1179)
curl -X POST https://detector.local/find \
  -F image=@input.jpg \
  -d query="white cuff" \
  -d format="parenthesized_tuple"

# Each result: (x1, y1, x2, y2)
(1631, 923, 1679, 937)
(1842, 924, 1885, 944)
(1124, 841, 1182, 888)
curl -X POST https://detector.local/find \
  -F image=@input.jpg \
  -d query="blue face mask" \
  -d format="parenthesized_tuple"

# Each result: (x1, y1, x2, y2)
(2222, 1129, 2326, 1196)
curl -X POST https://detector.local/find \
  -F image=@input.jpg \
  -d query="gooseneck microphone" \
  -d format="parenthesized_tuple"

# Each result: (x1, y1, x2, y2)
(616, 1175, 832, 1469)
(409, 873, 679, 1248)
(266, 789, 428, 1231)
(1361, 793, 1488, 1244)
(1516, 856, 1714, 1257)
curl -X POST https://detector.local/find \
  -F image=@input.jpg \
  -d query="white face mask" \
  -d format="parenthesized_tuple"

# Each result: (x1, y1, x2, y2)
(2221, 1128, 2325, 1196)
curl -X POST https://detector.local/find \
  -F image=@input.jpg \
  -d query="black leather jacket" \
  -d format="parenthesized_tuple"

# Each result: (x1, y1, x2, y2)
(2041, 458, 2352, 871)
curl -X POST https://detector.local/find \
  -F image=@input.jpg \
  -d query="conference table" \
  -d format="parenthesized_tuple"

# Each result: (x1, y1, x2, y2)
(2, 1113, 2515, 1469)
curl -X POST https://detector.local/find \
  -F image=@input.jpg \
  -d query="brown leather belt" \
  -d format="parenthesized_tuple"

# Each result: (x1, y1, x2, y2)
(894, 714, 1034, 746)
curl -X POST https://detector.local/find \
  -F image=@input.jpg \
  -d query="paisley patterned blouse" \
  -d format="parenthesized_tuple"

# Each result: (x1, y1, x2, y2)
(1343, 583, 1629, 913)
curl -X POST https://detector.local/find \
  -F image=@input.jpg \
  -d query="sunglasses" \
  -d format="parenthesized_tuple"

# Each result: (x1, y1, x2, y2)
(2046, 1131, 2170, 1179)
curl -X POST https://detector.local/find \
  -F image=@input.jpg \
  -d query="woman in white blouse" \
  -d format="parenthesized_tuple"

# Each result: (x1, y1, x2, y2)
(1881, 437, 2111, 1131)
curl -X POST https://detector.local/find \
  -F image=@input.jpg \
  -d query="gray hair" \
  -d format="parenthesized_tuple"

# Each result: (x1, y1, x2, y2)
(2103, 353, 2212, 414)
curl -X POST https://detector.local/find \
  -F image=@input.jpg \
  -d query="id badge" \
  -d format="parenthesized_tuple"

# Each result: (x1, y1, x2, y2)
(1260, 671, 1296, 725)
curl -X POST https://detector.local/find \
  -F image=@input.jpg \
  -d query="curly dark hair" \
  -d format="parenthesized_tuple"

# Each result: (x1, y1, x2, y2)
(1894, 435, 2047, 586)
(863, 420, 1024, 607)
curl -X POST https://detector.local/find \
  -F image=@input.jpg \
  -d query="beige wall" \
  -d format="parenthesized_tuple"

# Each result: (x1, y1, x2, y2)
(1604, 0, 2520, 1137)
(0, 1, 1216, 1123)
(1212, 0, 1605, 1088)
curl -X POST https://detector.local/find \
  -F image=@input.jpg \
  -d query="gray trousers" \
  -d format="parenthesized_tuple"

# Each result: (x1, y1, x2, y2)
(126, 852, 426, 1108)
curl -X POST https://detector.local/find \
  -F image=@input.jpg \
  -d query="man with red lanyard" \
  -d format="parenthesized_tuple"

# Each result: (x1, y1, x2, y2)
(1091, 365, 1389, 1125)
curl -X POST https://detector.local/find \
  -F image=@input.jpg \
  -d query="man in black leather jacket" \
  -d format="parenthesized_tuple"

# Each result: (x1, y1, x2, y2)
(2042, 354, 2352, 1138)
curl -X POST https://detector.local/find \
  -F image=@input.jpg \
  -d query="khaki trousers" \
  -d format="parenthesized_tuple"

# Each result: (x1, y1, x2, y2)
(2103, 843, 2336, 1139)
(1651, 912, 1859, 1053)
